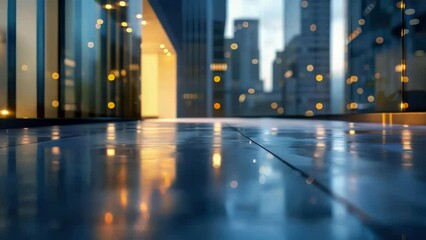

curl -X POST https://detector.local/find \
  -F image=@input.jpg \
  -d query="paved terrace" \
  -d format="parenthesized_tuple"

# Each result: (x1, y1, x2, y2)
(1, 118, 425, 239)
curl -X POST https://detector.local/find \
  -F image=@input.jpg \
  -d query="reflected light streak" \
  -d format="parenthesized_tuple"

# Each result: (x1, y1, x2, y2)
(212, 153, 222, 169)
(105, 212, 113, 224)
(120, 189, 128, 208)
(107, 148, 116, 157)
(402, 129, 412, 151)
(107, 124, 116, 141)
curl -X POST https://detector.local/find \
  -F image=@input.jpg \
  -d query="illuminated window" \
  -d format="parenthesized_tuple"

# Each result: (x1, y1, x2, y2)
(52, 72, 60, 80)
(210, 63, 228, 71)
(51, 100, 59, 108)
(108, 74, 116, 81)
(108, 102, 116, 109)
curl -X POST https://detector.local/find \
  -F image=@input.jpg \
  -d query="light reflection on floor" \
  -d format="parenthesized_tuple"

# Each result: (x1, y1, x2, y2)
(1, 118, 426, 239)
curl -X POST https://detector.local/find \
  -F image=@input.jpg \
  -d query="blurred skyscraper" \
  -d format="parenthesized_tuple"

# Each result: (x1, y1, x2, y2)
(226, 19, 262, 116)
(277, 0, 331, 115)
(150, 0, 227, 117)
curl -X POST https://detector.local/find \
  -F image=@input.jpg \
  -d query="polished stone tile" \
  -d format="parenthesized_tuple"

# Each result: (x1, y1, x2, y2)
(0, 119, 424, 239)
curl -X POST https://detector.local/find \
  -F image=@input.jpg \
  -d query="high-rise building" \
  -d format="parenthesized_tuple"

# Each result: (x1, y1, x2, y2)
(347, 0, 426, 112)
(227, 19, 262, 116)
(150, 0, 227, 117)
(279, 0, 331, 115)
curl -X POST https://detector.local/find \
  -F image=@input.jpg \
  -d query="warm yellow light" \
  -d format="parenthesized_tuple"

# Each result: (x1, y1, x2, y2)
(141, 20, 147, 25)
(230, 43, 238, 50)
(136, 14, 142, 19)
(401, 102, 409, 110)
(213, 76, 221, 83)
(395, 64, 406, 72)
(21, 65, 28, 71)
(108, 102, 116, 109)
(126, 27, 132, 33)
(305, 110, 314, 117)
(349, 102, 359, 109)
(160, 44, 165, 48)
(367, 95, 375, 102)
(316, 74, 323, 82)
(52, 72, 60, 80)
(376, 37, 384, 44)
(105, 212, 113, 224)
(315, 103, 324, 110)
(140, 202, 148, 213)
(248, 88, 255, 94)
(357, 88, 364, 94)
(120, 69, 127, 77)
(213, 103, 221, 110)
(349, 130, 356, 135)
(97, 19, 104, 25)
(1, 109, 10, 116)
(239, 94, 246, 103)
(108, 74, 115, 81)
(396, 1, 405, 9)
(401, 76, 409, 83)
(119, 1, 127, 7)
(121, 22, 128, 27)
(166, 52, 171, 57)
(307, 64, 314, 72)
(163, 48, 169, 53)
(212, 153, 221, 169)
(106, 148, 115, 157)
(104, 4, 112, 9)
(350, 75, 358, 83)
(52, 100, 59, 108)
(271, 102, 278, 109)
(277, 107, 284, 114)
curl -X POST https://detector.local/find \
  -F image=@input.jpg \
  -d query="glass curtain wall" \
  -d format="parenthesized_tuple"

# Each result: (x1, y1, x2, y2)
(0, 0, 142, 119)
(347, 0, 426, 113)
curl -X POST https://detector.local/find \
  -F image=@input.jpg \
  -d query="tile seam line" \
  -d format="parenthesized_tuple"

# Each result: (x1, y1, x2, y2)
(226, 124, 394, 237)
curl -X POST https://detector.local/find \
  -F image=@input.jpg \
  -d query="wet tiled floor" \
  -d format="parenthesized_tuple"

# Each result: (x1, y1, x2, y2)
(0, 118, 425, 239)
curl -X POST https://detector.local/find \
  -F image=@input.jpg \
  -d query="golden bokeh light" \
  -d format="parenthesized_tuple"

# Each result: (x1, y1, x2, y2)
(108, 102, 116, 109)
(108, 74, 116, 81)
(213, 76, 221, 83)
(52, 100, 59, 108)
(213, 103, 221, 110)
(315, 103, 324, 110)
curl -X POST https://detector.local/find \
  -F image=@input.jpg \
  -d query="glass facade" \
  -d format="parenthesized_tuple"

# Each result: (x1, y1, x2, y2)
(0, 0, 141, 119)
(0, 0, 425, 119)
